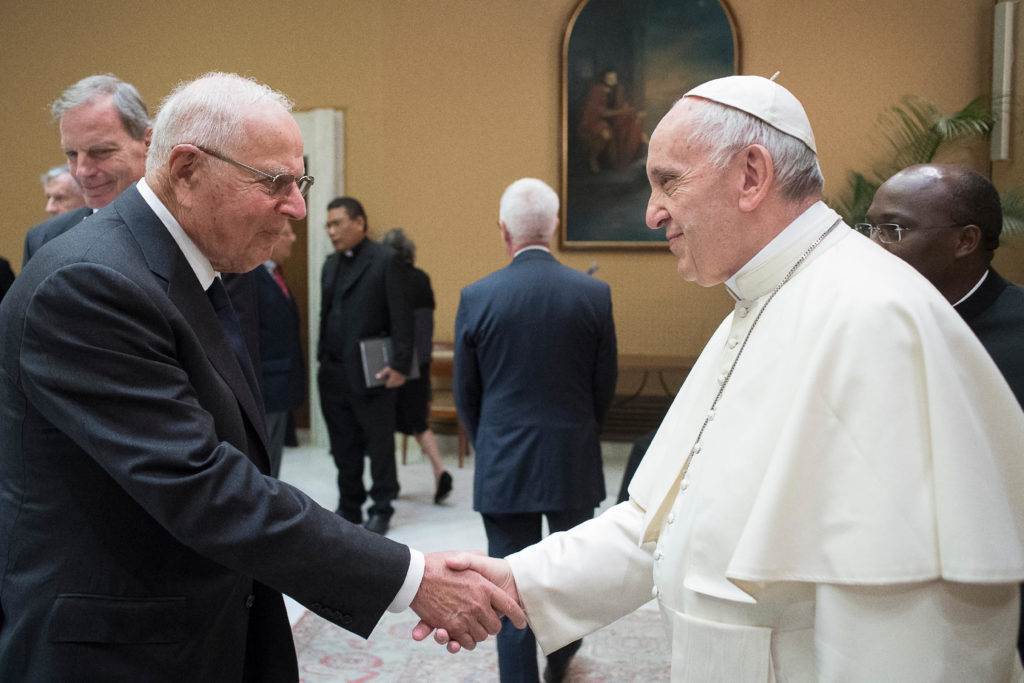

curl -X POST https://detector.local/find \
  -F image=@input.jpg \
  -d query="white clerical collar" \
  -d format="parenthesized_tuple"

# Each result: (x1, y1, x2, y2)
(724, 201, 834, 295)
(137, 177, 218, 290)
(954, 269, 989, 307)
(513, 245, 550, 258)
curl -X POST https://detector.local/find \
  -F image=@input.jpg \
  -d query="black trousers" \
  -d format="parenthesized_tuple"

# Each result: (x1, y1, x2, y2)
(319, 364, 399, 522)
(483, 508, 593, 683)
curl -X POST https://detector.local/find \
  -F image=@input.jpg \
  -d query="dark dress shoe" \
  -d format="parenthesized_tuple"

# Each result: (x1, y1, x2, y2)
(434, 471, 453, 504)
(336, 507, 362, 525)
(364, 513, 390, 535)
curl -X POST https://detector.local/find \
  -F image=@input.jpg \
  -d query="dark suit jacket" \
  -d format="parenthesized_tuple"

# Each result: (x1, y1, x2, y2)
(454, 249, 618, 514)
(0, 187, 409, 682)
(318, 239, 414, 395)
(956, 268, 1024, 408)
(0, 257, 13, 303)
(254, 264, 306, 413)
(22, 205, 92, 266)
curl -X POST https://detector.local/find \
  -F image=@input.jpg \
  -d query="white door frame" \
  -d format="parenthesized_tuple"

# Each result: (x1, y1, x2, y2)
(293, 109, 344, 448)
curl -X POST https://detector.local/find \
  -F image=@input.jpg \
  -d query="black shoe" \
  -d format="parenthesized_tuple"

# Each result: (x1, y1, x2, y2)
(543, 639, 582, 682)
(336, 507, 362, 525)
(364, 512, 390, 535)
(434, 471, 453, 504)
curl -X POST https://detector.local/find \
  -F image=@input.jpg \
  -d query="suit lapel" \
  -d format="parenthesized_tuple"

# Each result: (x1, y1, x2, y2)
(113, 188, 271, 466)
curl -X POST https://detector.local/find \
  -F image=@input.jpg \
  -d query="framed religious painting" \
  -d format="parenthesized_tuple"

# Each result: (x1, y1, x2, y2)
(560, 0, 738, 248)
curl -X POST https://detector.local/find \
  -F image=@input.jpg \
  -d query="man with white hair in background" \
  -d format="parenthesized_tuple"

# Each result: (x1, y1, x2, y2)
(23, 74, 151, 265)
(454, 177, 617, 683)
(422, 76, 1024, 681)
(40, 164, 86, 217)
(0, 72, 523, 681)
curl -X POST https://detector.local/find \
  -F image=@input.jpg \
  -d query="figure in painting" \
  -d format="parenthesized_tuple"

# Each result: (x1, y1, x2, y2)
(577, 69, 648, 174)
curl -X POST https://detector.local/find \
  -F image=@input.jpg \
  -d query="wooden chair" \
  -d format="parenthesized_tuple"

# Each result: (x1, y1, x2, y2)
(401, 342, 470, 467)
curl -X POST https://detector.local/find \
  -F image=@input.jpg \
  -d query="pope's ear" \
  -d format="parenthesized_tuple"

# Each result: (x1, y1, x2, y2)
(736, 144, 773, 213)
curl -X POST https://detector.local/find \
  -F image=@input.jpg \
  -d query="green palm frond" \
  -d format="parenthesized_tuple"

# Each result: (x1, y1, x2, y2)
(871, 95, 995, 181)
(1001, 188, 1024, 245)
(833, 171, 880, 226)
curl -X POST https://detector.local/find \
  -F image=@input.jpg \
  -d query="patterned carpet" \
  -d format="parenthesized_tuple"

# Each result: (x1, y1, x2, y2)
(293, 604, 670, 682)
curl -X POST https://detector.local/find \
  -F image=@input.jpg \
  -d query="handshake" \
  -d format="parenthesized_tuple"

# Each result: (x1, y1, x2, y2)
(409, 551, 522, 653)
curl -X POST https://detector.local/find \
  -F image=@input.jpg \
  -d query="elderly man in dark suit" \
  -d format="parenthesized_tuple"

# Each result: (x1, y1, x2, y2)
(0, 71, 522, 682)
(23, 74, 151, 265)
(454, 177, 618, 683)
(318, 196, 414, 536)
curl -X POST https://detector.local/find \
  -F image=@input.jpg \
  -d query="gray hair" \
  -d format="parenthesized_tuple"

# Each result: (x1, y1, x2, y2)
(499, 178, 560, 243)
(50, 74, 150, 140)
(684, 98, 824, 201)
(40, 164, 71, 186)
(146, 72, 294, 174)
(381, 227, 416, 265)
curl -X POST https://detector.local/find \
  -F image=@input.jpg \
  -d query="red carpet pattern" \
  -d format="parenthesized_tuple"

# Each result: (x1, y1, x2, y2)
(293, 605, 670, 682)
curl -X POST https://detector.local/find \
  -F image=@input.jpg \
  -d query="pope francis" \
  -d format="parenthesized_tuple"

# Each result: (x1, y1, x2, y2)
(417, 75, 1024, 682)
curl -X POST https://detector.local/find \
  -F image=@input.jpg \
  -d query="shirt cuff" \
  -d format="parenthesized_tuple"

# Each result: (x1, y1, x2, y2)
(388, 547, 425, 612)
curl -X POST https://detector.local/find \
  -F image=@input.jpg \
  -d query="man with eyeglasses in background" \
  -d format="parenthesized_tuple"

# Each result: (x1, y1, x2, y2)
(0, 71, 522, 681)
(23, 74, 151, 265)
(860, 163, 1024, 408)
(863, 163, 1024, 662)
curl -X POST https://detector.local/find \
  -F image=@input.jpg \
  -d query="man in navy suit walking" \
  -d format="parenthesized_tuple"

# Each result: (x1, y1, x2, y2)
(454, 177, 618, 682)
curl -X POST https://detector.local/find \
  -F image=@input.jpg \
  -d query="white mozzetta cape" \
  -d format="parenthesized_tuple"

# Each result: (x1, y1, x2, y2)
(509, 203, 1024, 682)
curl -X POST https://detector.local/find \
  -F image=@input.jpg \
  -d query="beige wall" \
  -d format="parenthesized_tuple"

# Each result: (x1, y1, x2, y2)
(2, 0, 1021, 358)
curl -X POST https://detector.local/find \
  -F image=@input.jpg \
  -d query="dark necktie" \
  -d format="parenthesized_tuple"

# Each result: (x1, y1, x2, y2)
(206, 276, 253, 378)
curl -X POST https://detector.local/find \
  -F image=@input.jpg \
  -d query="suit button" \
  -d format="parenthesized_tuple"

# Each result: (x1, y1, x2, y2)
(245, 594, 255, 608)
(340, 614, 353, 626)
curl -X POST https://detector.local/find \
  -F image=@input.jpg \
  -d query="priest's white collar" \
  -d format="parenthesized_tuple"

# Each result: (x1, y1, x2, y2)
(137, 177, 218, 290)
(725, 201, 840, 301)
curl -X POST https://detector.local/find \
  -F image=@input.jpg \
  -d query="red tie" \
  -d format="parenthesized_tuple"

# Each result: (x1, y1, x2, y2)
(272, 265, 290, 298)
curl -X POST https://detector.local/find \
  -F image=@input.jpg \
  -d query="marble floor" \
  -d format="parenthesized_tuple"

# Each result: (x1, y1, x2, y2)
(278, 432, 633, 625)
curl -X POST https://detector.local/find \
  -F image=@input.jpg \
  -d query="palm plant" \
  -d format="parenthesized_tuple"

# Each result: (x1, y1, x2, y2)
(828, 95, 1024, 244)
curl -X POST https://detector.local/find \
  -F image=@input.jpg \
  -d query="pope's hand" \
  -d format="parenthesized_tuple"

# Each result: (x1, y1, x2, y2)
(409, 551, 525, 652)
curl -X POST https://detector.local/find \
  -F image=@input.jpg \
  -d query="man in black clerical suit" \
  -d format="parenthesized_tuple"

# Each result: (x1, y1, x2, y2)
(865, 163, 1024, 659)
(23, 74, 151, 265)
(318, 197, 414, 536)
(0, 72, 521, 682)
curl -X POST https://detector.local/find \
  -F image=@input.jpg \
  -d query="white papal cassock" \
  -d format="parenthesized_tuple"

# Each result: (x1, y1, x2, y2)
(507, 202, 1024, 682)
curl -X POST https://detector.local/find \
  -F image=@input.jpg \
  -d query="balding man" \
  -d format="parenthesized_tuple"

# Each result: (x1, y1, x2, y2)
(863, 163, 1024, 407)
(865, 163, 1024, 661)
(23, 74, 151, 265)
(422, 76, 1024, 682)
(0, 72, 522, 681)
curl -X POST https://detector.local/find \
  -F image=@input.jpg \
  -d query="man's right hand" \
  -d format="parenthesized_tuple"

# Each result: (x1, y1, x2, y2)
(409, 551, 525, 652)
(411, 552, 522, 653)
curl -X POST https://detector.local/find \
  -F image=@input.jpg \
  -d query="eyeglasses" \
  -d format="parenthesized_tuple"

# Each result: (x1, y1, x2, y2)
(854, 222, 963, 244)
(854, 223, 908, 243)
(190, 144, 314, 198)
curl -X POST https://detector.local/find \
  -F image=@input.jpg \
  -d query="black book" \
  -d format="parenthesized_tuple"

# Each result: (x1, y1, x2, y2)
(359, 337, 420, 388)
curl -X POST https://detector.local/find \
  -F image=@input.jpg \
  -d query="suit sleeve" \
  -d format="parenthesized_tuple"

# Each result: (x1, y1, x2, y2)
(592, 285, 617, 424)
(20, 263, 410, 638)
(453, 291, 481, 442)
(507, 501, 655, 654)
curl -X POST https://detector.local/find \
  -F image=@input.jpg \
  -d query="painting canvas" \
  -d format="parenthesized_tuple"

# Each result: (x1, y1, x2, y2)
(562, 0, 738, 247)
